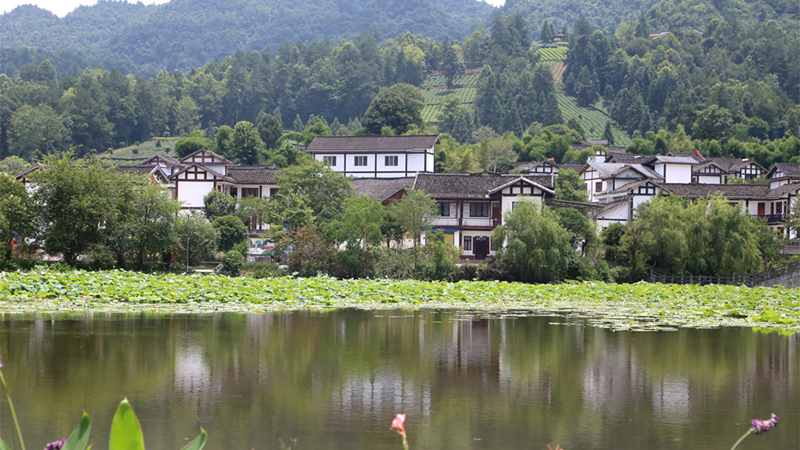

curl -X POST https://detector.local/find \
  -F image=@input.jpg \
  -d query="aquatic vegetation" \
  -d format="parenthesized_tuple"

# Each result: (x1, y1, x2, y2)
(0, 268, 798, 333)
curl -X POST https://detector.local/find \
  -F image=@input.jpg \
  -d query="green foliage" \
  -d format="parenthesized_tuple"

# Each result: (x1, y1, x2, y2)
(174, 131, 215, 158)
(203, 190, 237, 222)
(176, 213, 218, 264)
(493, 201, 573, 282)
(362, 84, 424, 135)
(0, 156, 29, 175)
(220, 251, 245, 276)
(618, 195, 773, 277)
(212, 215, 248, 252)
(257, 113, 283, 149)
(275, 159, 353, 223)
(231, 120, 264, 165)
(390, 188, 439, 248)
(0, 173, 33, 261)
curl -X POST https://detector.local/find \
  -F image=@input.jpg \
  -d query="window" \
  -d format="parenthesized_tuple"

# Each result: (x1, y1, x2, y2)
(595, 181, 603, 193)
(354, 156, 368, 166)
(241, 188, 259, 198)
(463, 236, 472, 251)
(323, 156, 337, 166)
(385, 155, 399, 166)
(469, 203, 489, 217)
(439, 203, 450, 217)
(270, 188, 279, 197)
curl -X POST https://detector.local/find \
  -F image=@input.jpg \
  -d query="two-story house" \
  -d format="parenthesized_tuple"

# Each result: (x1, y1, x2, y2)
(306, 135, 439, 178)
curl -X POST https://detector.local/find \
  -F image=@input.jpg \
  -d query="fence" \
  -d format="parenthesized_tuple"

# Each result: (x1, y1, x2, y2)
(650, 261, 800, 288)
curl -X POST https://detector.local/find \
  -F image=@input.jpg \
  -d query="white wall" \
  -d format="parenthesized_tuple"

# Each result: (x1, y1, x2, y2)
(314, 154, 344, 172)
(662, 164, 692, 183)
(697, 175, 723, 184)
(597, 202, 630, 228)
(501, 196, 542, 217)
(178, 181, 215, 208)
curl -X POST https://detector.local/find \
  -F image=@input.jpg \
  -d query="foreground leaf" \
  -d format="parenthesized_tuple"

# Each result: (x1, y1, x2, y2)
(1, 438, 11, 450)
(63, 412, 91, 450)
(109, 398, 145, 450)
(179, 429, 206, 450)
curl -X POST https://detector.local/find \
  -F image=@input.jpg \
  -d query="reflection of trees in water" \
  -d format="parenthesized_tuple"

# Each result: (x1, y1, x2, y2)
(1, 312, 797, 449)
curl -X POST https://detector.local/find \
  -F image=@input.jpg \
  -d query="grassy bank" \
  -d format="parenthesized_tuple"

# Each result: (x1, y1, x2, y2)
(0, 268, 797, 333)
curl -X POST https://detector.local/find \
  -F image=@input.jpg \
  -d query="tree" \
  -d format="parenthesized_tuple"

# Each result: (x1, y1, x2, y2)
(0, 173, 34, 261)
(177, 213, 219, 265)
(212, 215, 249, 252)
(231, 120, 264, 165)
(103, 181, 180, 266)
(440, 37, 464, 89)
(493, 201, 572, 282)
(362, 84, 424, 135)
(275, 159, 354, 223)
(603, 121, 615, 145)
(175, 130, 215, 158)
(0, 156, 29, 175)
(31, 153, 122, 264)
(203, 189, 237, 222)
(693, 105, 735, 141)
(325, 195, 385, 277)
(257, 113, 283, 149)
(8, 104, 69, 159)
(390, 188, 438, 250)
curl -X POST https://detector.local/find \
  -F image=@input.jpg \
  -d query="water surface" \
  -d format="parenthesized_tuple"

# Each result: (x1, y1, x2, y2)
(0, 310, 796, 449)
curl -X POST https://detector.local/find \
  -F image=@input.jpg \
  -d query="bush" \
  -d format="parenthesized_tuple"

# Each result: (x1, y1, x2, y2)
(155, 139, 162, 147)
(231, 240, 250, 260)
(211, 215, 248, 252)
(567, 253, 596, 280)
(220, 251, 244, 276)
(244, 262, 289, 278)
(456, 264, 478, 281)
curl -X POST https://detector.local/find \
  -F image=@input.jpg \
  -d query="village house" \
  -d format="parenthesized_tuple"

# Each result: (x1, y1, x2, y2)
(354, 173, 557, 260)
(305, 135, 439, 178)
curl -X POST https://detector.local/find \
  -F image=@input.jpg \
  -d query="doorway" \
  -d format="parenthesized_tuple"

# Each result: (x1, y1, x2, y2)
(474, 236, 490, 260)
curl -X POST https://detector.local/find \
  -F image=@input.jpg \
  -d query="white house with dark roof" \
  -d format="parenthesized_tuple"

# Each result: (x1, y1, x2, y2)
(305, 135, 439, 178)
(766, 163, 800, 189)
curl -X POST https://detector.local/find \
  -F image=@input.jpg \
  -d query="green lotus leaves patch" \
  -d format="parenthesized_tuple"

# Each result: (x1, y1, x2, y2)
(0, 268, 797, 333)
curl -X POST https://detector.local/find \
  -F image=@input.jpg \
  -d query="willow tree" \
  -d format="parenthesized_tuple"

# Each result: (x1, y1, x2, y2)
(493, 200, 572, 282)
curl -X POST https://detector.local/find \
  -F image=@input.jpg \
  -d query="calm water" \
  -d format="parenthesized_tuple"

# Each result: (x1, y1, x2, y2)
(0, 310, 797, 450)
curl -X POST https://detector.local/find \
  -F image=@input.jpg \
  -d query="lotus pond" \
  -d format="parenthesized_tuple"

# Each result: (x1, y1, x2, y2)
(0, 270, 798, 449)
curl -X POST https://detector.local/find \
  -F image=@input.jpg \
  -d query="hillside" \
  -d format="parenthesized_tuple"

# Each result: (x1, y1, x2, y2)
(0, 0, 494, 75)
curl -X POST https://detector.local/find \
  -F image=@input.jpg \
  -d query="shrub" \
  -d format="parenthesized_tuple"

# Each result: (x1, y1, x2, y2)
(456, 264, 478, 281)
(220, 251, 244, 276)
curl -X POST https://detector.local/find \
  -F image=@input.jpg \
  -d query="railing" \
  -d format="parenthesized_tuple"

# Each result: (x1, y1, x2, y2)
(650, 260, 800, 288)
(431, 217, 459, 227)
(462, 218, 493, 227)
(759, 214, 785, 224)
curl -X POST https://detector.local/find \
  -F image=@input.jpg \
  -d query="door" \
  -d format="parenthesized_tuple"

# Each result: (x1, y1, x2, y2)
(474, 236, 490, 260)
(758, 202, 765, 217)
(492, 202, 502, 227)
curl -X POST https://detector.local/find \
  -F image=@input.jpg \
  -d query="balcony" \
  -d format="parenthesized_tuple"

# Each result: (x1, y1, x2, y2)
(462, 218, 493, 227)
(760, 214, 785, 224)
(432, 217, 459, 227)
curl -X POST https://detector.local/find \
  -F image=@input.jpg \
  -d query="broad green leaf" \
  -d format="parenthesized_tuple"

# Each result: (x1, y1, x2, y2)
(63, 412, 91, 450)
(0, 438, 11, 450)
(179, 429, 207, 450)
(109, 398, 145, 450)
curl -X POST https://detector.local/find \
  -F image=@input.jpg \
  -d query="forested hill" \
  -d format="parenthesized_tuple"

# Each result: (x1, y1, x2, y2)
(501, 0, 661, 33)
(0, 0, 494, 76)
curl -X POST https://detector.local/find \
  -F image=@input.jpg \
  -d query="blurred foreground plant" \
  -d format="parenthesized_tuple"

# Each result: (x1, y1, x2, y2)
(389, 413, 409, 450)
(0, 357, 206, 450)
(729, 413, 779, 450)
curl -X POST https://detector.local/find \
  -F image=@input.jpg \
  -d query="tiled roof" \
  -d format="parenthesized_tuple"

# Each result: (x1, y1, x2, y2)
(585, 162, 662, 179)
(227, 166, 279, 184)
(704, 158, 766, 173)
(179, 148, 235, 165)
(306, 135, 440, 152)
(142, 154, 180, 165)
(767, 162, 800, 179)
(605, 153, 650, 164)
(649, 156, 698, 165)
(413, 173, 554, 199)
(115, 165, 160, 176)
(766, 182, 800, 199)
(667, 151, 704, 162)
(657, 183, 770, 199)
(351, 177, 415, 201)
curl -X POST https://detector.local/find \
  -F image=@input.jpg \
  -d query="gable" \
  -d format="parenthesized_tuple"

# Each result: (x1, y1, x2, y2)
(171, 164, 229, 182)
(180, 149, 234, 166)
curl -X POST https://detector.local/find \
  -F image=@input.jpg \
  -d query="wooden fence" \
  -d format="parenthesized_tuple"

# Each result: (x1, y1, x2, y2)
(650, 261, 800, 288)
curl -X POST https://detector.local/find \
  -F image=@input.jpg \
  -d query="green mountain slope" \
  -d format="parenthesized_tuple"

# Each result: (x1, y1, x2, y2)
(0, 0, 494, 74)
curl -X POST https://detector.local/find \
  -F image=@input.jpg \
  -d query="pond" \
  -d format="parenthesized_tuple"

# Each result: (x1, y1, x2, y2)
(0, 310, 797, 450)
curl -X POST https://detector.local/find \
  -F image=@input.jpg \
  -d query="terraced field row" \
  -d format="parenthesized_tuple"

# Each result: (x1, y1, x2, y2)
(540, 61, 566, 83)
(423, 87, 477, 105)
(536, 46, 568, 61)
(554, 86, 631, 146)
(422, 73, 480, 87)
(421, 105, 441, 122)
